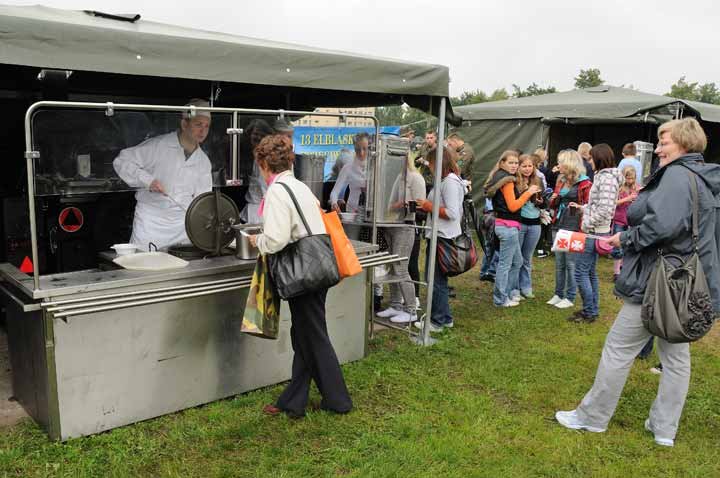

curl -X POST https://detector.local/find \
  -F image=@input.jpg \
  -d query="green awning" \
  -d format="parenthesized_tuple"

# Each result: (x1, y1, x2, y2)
(0, 5, 456, 120)
(456, 86, 720, 125)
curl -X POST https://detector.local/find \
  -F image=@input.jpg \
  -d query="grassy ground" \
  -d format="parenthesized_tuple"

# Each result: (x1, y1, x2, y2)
(1, 255, 719, 477)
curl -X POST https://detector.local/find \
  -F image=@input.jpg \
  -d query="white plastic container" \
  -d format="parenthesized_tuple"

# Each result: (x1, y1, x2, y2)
(111, 243, 139, 256)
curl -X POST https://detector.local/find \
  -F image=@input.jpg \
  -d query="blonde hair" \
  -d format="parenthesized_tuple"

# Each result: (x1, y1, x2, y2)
(516, 154, 542, 192)
(484, 150, 519, 188)
(557, 149, 585, 185)
(658, 118, 707, 153)
(620, 166, 639, 194)
(577, 142, 592, 158)
(533, 148, 548, 164)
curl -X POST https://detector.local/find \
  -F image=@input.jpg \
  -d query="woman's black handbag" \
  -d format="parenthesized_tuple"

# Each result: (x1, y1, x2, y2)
(268, 182, 340, 300)
(436, 205, 478, 277)
(641, 171, 715, 343)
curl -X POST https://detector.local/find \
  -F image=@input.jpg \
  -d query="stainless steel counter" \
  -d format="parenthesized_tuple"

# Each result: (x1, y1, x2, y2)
(1, 240, 378, 300)
(0, 240, 387, 440)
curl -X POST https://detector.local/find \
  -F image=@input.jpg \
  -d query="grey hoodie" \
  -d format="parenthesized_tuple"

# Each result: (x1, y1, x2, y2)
(615, 153, 720, 312)
(581, 167, 624, 234)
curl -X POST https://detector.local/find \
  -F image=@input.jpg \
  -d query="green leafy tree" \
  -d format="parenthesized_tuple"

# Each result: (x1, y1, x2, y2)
(696, 83, 720, 104)
(667, 76, 698, 100)
(574, 68, 603, 88)
(489, 88, 510, 101)
(375, 105, 405, 126)
(511, 83, 557, 98)
(451, 88, 511, 106)
(451, 89, 489, 106)
(666, 77, 720, 104)
(375, 104, 435, 135)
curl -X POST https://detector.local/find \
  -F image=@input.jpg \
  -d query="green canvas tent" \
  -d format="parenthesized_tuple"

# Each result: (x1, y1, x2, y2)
(0, 5, 456, 119)
(453, 86, 720, 207)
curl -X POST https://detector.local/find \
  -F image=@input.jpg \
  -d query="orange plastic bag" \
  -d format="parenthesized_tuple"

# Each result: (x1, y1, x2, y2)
(321, 209, 362, 279)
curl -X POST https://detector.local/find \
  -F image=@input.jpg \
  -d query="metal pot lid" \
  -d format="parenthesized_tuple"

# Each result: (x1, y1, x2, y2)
(185, 191, 240, 252)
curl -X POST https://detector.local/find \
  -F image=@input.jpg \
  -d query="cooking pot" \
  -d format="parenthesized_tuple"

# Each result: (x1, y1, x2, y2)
(231, 224, 262, 260)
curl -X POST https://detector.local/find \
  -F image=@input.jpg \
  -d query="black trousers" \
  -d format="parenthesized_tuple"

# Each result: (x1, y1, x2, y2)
(408, 231, 422, 298)
(275, 289, 352, 416)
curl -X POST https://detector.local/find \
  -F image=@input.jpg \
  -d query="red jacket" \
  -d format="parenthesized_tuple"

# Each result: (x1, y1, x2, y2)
(550, 177, 592, 224)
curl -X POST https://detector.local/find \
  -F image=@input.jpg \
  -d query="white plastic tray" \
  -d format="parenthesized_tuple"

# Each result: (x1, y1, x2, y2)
(113, 252, 189, 271)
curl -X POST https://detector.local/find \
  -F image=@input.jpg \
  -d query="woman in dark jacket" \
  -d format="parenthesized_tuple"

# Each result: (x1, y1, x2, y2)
(555, 118, 720, 447)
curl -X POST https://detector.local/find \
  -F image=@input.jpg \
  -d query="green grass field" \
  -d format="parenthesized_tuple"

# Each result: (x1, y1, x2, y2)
(1, 255, 718, 477)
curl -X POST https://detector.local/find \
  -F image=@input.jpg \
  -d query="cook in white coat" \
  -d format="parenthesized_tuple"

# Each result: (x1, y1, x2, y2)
(113, 99, 213, 250)
(330, 132, 370, 213)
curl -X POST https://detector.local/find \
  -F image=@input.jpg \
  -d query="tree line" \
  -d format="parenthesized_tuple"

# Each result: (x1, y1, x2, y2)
(376, 68, 720, 133)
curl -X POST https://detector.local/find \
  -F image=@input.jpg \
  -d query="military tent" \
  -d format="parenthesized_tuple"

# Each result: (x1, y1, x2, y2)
(453, 86, 720, 206)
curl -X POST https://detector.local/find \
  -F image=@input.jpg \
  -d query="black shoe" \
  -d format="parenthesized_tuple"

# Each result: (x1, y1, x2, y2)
(480, 274, 495, 283)
(567, 311, 583, 322)
(567, 311, 597, 323)
(448, 286, 456, 298)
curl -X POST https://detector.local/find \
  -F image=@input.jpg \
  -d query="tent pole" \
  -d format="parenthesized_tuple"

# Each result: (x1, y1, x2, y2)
(417, 97, 446, 346)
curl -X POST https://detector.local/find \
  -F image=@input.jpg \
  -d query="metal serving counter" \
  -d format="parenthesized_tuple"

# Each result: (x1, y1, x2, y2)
(1, 241, 385, 441)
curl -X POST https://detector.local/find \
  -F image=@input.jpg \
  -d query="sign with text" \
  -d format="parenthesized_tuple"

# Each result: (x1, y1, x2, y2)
(293, 126, 399, 180)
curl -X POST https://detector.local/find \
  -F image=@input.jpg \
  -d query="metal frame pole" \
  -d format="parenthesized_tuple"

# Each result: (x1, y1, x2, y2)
(21, 101, 379, 294)
(371, 119, 381, 247)
(231, 111, 238, 181)
(420, 97, 446, 346)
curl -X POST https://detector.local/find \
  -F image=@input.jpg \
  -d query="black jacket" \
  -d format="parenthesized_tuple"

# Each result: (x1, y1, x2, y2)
(485, 169, 521, 221)
(615, 153, 720, 311)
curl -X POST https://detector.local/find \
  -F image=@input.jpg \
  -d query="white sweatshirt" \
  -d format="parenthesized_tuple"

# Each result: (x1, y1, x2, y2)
(255, 171, 327, 255)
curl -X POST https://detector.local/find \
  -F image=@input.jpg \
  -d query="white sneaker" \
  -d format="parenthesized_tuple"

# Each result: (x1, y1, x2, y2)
(415, 297, 421, 310)
(413, 320, 443, 333)
(645, 419, 674, 447)
(650, 364, 663, 375)
(376, 307, 401, 318)
(546, 295, 562, 305)
(390, 311, 416, 324)
(555, 298, 574, 309)
(555, 410, 606, 433)
(496, 299, 520, 308)
(511, 294, 525, 302)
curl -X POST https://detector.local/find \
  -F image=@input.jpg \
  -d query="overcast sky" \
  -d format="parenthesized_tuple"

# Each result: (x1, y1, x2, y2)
(4, 0, 718, 97)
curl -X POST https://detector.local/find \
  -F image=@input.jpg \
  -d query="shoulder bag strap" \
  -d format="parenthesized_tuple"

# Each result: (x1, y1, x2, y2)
(687, 170, 699, 249)
(276, 181, 313, 236)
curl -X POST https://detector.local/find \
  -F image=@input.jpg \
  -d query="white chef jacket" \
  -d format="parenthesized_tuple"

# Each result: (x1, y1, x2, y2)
(330, 158, 366, 212)
(113, 131, 213, 250)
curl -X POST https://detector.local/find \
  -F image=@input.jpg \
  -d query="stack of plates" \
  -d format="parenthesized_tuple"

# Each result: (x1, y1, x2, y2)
(339, 212, 358, 222)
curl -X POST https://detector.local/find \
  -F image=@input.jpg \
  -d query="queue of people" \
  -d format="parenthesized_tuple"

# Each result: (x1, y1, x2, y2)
(123, 107, 713, 450)
(247, 120, 717, 451)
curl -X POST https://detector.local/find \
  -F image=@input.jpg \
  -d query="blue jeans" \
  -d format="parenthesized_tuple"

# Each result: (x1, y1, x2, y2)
(554, 251, 577, 301)
(638, 336, 654, 359)
(516, 223, 541, 296)
(493, 225, 522, 305)
(610, 223, 628, 259)
(481, 250, 498, 276)
(426, 241, 452, 326)
(575, 237, 600, 317)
